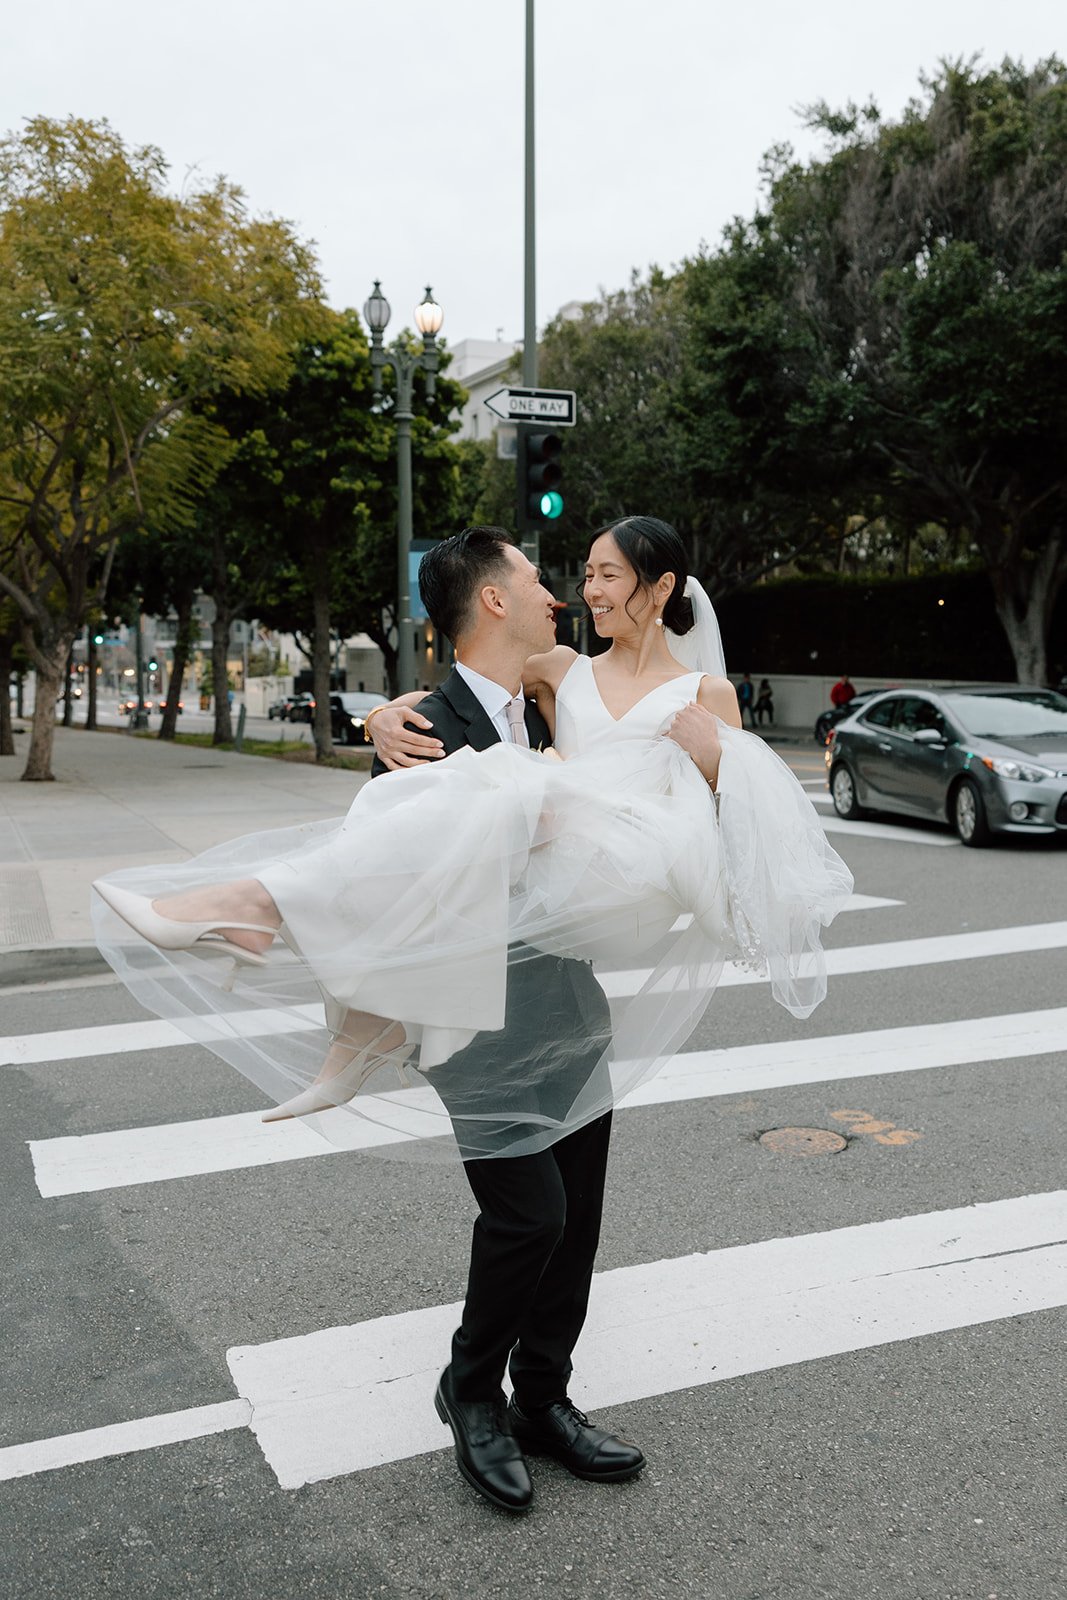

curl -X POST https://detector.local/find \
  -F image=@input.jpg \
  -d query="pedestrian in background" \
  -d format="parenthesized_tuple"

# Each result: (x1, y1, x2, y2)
(830, 674, 856, 709)
(755, 678, 774, 725)
(737, 672, 755, 727)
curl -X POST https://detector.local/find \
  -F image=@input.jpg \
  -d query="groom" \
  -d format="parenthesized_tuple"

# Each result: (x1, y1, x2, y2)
(368, 526, 644, 1513)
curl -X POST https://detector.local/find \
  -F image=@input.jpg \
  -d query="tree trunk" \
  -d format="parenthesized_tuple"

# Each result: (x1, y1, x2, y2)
(62, 644, 75, 727)
(365, 614, 399, 699)
(0, 635, 14, 756)
(21, 633, 74, 781)
(160, 598, 194, 741)
(210, 607, 233, 744)
(310, 571, 334, 763)
(987, 532, 1066, 686)
(86, 634, 99, 730)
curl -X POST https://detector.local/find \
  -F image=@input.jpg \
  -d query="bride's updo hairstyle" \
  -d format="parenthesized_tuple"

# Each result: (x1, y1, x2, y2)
(590, 515, 696, 635)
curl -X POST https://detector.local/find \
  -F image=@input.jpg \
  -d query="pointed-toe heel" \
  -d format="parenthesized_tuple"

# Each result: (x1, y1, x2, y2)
(261, 1028, 414, 1122)
(93, 880, 276, 966)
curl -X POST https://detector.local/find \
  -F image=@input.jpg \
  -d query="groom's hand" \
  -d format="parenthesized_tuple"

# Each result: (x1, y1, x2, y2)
(369, 706, 445, 769)
(667, 702, 722, 788)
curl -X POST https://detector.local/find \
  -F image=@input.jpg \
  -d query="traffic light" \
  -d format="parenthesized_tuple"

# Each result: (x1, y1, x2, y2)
(517, 428, 564, 530)
(148, 658, 158, 673)
(92, 633, 104, 646)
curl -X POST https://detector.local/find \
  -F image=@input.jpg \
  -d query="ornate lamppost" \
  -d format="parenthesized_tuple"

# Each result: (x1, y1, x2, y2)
(363, 282, 444, 694)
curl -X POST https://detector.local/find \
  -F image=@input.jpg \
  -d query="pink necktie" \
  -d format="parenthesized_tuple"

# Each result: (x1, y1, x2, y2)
(505, 697, 529, 747)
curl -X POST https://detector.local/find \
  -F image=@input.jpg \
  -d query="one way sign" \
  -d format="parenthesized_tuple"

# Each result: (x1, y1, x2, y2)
(484, 386, 577, 426)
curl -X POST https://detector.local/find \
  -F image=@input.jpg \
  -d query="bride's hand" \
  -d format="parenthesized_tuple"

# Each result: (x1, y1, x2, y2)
(539, 748, 564, 763)
(667, 702, 722, 788)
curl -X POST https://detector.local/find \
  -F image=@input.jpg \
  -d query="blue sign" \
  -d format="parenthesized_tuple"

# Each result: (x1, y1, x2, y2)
(409, 542, 434, 624)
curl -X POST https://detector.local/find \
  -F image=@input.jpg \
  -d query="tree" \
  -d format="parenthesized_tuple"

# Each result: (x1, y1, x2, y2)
(762, 58, 1067, 680)
(220, 314, 467, 755)
(0, 117, 323, 779)
(534, 268, 843, 591)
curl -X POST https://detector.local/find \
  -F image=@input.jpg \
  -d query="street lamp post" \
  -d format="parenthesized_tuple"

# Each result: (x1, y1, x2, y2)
(363, 282, 444, 695)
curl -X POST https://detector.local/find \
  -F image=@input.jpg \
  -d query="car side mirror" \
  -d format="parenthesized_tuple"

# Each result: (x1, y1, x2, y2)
(913, 727, 945, 746)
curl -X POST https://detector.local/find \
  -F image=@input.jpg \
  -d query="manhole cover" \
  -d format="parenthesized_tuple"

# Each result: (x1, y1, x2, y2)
(759, 1127, 847, 1157)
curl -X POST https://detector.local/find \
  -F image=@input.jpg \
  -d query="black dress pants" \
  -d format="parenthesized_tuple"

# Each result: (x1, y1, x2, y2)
(450, 1109, 612, 1407)
(427, 949, 614, 1407)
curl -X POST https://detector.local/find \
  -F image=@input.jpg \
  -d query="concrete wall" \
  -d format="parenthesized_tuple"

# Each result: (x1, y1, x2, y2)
(737, 673, 990, 732)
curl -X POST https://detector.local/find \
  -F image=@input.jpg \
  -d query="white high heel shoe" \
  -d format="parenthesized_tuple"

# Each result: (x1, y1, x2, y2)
(262, 1026, 413, 1122)
(93, 881, 278, 967)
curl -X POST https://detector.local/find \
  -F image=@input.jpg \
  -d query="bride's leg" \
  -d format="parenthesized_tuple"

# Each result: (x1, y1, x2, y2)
(152, 878, 281, 955)
(262, 1008, 409, 1122)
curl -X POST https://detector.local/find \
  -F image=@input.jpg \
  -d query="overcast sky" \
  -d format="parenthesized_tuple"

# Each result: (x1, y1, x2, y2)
(4, 1, 1062, 347)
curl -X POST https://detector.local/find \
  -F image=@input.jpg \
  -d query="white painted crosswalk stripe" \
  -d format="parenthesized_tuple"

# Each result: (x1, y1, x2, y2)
(12, 913, 1067, 1073)
(231, 1189, 1067, 1488)
(3, 1191, 1065, 1487)
(28, 1006, 1067, 1196)
(599, 919, 1067, 997)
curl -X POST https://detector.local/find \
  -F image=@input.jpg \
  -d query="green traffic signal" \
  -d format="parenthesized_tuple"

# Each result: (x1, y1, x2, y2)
(539, 490, 564, 520)
(93, 634, 104, 645)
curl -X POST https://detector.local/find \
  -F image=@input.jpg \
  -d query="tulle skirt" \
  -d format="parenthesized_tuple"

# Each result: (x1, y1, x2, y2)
(91, 726, 853, 1162)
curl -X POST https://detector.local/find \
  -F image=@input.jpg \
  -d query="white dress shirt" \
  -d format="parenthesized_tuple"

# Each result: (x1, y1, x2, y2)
(455, 662, 527, 744)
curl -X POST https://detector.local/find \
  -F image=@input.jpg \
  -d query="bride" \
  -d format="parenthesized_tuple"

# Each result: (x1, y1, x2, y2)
(92, 517, 853, 1158)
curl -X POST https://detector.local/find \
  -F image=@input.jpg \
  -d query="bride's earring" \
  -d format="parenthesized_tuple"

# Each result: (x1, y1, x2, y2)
(654, 615, 664, 627)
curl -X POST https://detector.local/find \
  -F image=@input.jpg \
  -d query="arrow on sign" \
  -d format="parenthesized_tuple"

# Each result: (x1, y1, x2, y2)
(484, 387, 577, 426)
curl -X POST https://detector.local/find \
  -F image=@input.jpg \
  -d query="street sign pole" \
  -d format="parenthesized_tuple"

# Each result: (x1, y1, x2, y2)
(522, 0, 538, 559)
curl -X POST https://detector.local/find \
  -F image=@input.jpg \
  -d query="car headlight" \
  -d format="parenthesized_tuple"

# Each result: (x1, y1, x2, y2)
(350, 717, 364, 727)
(981, 756, 1055, 783)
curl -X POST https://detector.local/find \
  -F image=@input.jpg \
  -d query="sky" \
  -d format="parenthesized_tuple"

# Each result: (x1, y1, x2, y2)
(3, 1, 1063, 349)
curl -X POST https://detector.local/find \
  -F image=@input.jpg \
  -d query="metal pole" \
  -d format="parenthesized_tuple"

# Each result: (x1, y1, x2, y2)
(523, 0, 536, 388)
(395, 406, 415, 694)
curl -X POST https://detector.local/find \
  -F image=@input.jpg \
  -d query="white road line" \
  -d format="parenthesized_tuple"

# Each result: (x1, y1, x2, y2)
(231, 1189, 1067, 1488)
(821, 812, 959, 846)
(0, 1400, 250, 1483)
(0, 894, 899, 1070)
(29, 1006, 1067, 1196)
(600, 920, 1067, 997)
(17, 904, 1067, 1080)
(4, 1192, 1064, 1487)
(0, 1003, 323, 1068)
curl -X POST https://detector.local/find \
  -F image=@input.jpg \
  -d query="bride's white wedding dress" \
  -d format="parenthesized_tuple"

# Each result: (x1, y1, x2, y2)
(92, 649, 852, 1161)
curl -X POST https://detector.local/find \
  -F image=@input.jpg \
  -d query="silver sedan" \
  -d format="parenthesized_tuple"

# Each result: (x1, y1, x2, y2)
(826, 685, 1067, 846)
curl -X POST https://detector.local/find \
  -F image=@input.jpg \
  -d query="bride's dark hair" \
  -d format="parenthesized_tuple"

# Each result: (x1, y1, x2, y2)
(586, 515, 695, 635)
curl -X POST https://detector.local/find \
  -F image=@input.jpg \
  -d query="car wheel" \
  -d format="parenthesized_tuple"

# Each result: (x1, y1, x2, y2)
(953, 778, 992, 847)
(831, 762, 865, 820)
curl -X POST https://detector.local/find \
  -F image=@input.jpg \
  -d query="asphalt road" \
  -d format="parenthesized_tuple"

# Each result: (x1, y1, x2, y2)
(3, 753, 1066, 1600)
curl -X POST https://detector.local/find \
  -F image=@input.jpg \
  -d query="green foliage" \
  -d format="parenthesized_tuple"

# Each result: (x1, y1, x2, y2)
(0, 115, 324, 775)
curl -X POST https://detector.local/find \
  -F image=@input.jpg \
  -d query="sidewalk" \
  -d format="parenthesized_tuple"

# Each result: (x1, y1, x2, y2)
(0, 727, 371, 980)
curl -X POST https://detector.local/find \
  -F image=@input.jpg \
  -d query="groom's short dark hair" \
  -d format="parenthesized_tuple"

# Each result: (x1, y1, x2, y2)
(419, 526, 516, 646)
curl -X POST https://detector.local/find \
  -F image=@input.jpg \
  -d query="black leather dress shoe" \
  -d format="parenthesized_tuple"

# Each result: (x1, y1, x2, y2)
(434, 1370, 533, 1512)
(508, 1398, 646, 1482)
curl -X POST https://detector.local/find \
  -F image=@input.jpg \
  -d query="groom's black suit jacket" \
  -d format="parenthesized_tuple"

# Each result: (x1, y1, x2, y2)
(371, 667, 612, 1157)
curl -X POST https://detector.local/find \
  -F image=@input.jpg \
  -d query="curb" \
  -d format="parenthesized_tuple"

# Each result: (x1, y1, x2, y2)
(0, 945, 110, 987)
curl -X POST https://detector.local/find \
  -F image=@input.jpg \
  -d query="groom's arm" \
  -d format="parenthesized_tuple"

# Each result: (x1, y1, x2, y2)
(368, 692, 446, 770)
(370, 691, 462, 778)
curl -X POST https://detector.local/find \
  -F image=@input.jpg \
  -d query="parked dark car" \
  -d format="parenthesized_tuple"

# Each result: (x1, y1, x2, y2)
(266, 697, 289, 720)
(286, 693, 316, 724)
(826, 685, 1067, 845)
(814, 689, 880, 745)
(329, 691, 388, 746)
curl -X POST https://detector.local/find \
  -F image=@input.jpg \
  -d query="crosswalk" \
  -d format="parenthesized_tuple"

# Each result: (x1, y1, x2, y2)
(5, 827, 1067, 1498)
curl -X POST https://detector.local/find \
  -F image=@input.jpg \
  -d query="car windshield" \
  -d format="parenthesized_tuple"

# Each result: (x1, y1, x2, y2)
(942, 690, 1067, 740)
